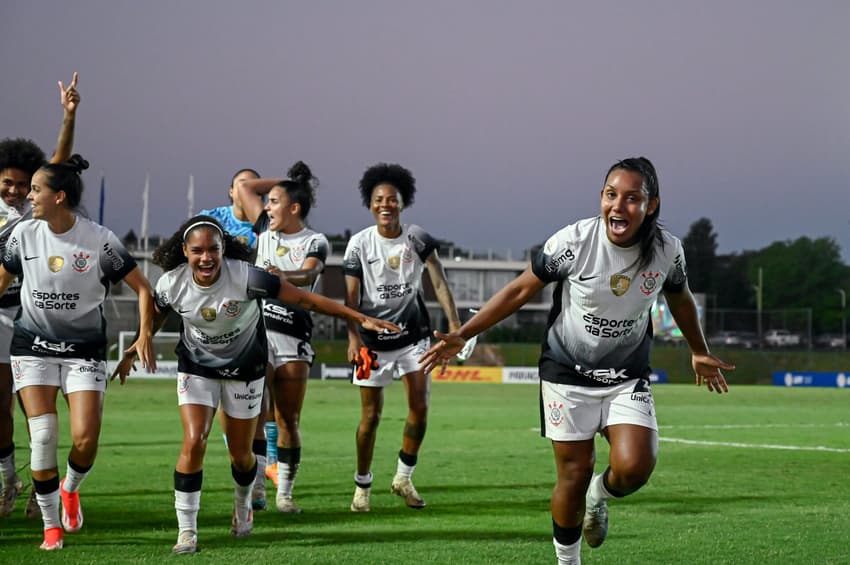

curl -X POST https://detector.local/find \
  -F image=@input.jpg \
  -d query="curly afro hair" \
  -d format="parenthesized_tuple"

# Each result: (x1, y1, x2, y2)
(358, 163, 416, 209)
(0, 138, 47, 176)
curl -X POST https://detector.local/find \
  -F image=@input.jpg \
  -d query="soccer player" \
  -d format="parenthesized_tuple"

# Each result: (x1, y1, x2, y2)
(199, 168, 262, 247)
(0, 73, 81, 520)
(113, 215, 398, 554)
(344, 163, 461, 512)
(237, 161, 328, 513)
(419, 157, 734, 565)
(0, 154, 156, 551)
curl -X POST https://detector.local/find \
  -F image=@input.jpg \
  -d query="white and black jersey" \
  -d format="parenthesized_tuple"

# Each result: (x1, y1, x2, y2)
(343, 224, 437, 351)
(0, 202, 28, 310)
(2, 216, 136, 359)
(531, 217, 687, 387)
(255, 224, 329, 342)
(155, 258, 281, 382)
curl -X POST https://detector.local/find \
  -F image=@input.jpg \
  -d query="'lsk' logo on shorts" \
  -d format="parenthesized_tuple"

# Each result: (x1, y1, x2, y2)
(548, 401, 565, 427)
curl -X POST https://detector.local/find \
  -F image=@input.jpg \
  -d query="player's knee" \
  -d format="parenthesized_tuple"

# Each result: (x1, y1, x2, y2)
(182, 433, 209, 460)
(611, 461, 653, 491)
(71, 432, 99, 458)
(28, 413, 59, 471)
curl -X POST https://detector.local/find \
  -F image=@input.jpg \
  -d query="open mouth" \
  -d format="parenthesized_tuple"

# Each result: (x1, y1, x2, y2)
(609, 217, 629, 236)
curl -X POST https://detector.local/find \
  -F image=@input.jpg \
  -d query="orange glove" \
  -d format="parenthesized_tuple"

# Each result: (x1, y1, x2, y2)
(353, 346, 378, 380)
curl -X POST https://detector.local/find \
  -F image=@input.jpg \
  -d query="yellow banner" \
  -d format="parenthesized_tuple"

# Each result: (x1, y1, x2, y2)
(432, 366, 502, 383)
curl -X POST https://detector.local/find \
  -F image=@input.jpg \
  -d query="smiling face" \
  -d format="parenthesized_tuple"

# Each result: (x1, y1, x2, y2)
(28, 170, 64, 221)
(1, 167, 32, 209)
(182, 226, 224, 286)
(264, 185, 301, 233)
(370, 183, 402, 235)
(600, 168, 658, 247)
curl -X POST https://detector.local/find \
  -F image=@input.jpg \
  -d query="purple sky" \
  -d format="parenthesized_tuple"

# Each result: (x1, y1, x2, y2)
(3, 1, 849, 261)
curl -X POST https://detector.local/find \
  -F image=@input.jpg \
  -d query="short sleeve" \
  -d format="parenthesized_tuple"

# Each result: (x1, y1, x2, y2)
(662, 240, 687, 293)
(531, 230, 575, 283)
(99, 230, 138, 284)
(2, 224, 23, 276)
(343, 238, 363, 279)
(407, 225, 438, 261)
(247, 266, 281, 299)
(154, 275, 171, 311)
(306, 234, 329, 263)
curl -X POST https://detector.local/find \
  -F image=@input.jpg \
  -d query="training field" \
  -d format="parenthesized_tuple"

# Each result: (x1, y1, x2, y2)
(1, 380, 849, 564)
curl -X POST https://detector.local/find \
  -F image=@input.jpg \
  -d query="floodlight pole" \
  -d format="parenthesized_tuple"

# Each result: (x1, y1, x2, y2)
(753, 267, 763, 346)
(838, 289, 846, 351)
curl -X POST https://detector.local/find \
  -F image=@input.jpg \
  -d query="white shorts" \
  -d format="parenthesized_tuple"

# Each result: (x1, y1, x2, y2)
(540, 378, 657, 441)
(177, 373, 264, 419)
(352, 338, 430, 388)
(267, 332, 314, 368)
(11, 355, 107, 394)
(0, 306, 16, 364)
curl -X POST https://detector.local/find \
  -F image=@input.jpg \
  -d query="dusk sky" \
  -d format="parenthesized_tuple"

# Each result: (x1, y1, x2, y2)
(3, 1, 849, 261)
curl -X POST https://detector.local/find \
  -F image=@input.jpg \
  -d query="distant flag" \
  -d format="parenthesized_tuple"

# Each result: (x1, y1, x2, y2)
(187, 174, 195, 218)
(141, 172, 150, 277)
(98, 174, 105, 225)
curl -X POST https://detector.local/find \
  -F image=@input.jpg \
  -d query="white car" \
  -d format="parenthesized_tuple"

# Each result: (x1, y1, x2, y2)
(763, 329, 802, 348)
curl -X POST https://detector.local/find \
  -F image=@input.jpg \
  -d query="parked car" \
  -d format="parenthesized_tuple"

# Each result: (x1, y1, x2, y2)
(814, 333, 847, 349)
(708, 331, 760, 349)
(763, 329, 802, 348)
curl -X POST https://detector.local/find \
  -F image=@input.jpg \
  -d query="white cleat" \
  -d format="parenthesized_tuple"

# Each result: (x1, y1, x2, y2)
(275, 493, 302, 514)
(25, 488, 41, 519)
(583, 498, 609, 548)
(252, 482, 267, 511)
(231, 507, 254, 537)
(390, 477, 426, 509)
(350, 486, 371, 512)
(172, 530, 198, 554)
(0, 476, 23, 517)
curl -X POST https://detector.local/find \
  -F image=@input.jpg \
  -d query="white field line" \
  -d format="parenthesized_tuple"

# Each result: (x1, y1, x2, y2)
(659, 422, 850, 430)
(659, 437, 850, 453)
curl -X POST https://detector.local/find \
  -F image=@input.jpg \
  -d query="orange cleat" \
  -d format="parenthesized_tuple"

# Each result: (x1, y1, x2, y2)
(40, 527, 64, 551)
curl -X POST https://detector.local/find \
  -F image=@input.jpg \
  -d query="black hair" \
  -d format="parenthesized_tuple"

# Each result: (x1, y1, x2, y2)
(0, 138, 47, 176)
(605, 156, 663, 271)
(38, 154, 89, 209)
(276, 160, 319, 220)
(152, 214, 253, 272)
(231, 168, 260, 187)
(358, 163, 416, 208)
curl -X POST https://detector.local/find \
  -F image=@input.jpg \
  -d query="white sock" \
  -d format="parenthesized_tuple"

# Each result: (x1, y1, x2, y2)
(278, 462, 299, 498)
(234, 481, 252, 514)
(254, 455, 267, 490)
(0, 450, 16, 485)
(553, 537, 581, 565)
(175, 490, 201, 534)
(586, 472, 613, 508)
(37, 488, 62, 530)
(63, 463, 90, 493)
(395, 458, 415, 480)
(354, 471, 372, 488)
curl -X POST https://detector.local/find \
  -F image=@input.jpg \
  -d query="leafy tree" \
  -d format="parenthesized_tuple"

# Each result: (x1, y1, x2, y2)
(682, 217, 718, 293)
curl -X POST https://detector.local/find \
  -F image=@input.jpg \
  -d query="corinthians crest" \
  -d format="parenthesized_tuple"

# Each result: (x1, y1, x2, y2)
(48, 256, 64, 273)
(610, 273, 630, 297)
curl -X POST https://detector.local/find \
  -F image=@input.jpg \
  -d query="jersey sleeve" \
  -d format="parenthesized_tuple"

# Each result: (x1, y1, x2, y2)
(306, 234, 329, 263)
(247, 266, 282, 299)
(343, 237, 363, 279)
(99, 230, 138, 284)
(531, 228, 575, 283)
(407, 225, 438, 261)
(662, 238, 687, 293)
(1, 223, 23, 276)
(154, 273, 172, 311)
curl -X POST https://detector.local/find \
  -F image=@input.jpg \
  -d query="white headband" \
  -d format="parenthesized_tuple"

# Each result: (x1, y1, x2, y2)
(183, 220, 224, 242)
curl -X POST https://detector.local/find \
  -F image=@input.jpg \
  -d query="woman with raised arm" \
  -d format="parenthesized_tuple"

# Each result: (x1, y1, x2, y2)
(0, 154, 155, 551)
(420, 157, 734, 565)
(0, 73, 81, 520)
(114, 215, 397, 554)
(343, 163, 461, 513)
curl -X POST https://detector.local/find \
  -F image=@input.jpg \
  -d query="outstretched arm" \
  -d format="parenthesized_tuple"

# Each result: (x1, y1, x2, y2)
(50, 72, 80, 164)
(266, 257, 324, 288)
(234, 177, 284, 225)
(425, 250, 461, 332)
(664, 286, 734, 394)
(419, 266, 545, 373)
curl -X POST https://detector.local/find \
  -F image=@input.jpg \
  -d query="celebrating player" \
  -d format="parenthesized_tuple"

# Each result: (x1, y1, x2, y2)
(237, 161, 328, 513)
(344, 163, 461, 512)
(0, 154, 156, 551)
(420, 157, 734, 565)
(0, 73, 81, 520)
(114, 215, 398, 554)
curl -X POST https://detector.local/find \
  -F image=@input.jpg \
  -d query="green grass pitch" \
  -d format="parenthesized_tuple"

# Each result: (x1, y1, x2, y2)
(2, 380, 849, 564)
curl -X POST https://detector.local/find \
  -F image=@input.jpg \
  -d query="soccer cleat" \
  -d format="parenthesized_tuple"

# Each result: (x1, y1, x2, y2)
(275, 493, 302, 514)
(60, 479, 83, 533)
(172, 530, 198, 554)
(350, 486, 371, 512)
(582, 498, 609, 548)
(0, 476, 23, 517)
(40, 527, 64, 551)
(231, 507, 253, 537)
(390, 476, 426, 509)
(251, 481, 267, 511)
(265, 462, 279, 488)
(25, 488, 41, 519)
